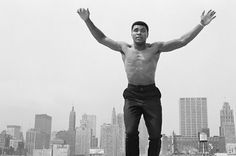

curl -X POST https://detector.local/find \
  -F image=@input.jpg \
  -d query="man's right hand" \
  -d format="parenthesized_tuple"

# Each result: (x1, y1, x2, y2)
(77, 8, 90, 21)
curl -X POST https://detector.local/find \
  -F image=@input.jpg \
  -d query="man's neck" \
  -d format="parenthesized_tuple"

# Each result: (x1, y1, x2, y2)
(133, 42, 147, 51)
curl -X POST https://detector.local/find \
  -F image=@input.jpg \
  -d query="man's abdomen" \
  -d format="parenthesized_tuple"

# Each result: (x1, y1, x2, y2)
(126, 71, 155, 85)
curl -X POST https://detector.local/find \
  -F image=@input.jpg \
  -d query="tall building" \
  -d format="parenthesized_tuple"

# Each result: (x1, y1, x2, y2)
(80, 113, 98, 149)
(55, 130, 75, 156)
(34, 114, 52, 148)
(34, 114, 52, 135)
(6, 125, 23, 140)
(75, 123, 91, 156)
(112, 107, 117, 125)
(117, 113, 125, 156)
(0, 131, 11, 153)
(111, 108, 124, 156)
(179, 97, 208, 137)
(69, 106, 76, 131)
(67, 106, 76, 156)
(25, 128, 48, 155)
(91, 135, 98, 149)
(100, 123, 117, 156)
(219, 102, 236, 144)
(81, 114, 97, 137)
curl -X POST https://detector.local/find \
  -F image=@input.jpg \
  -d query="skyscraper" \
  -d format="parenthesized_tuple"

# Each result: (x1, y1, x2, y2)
(117, 113, 125, 156)
(75, 123, 91, 156)
(179, 97, 208, 137)
(219, 102, 236, 144)
(34, 114, 52, 148)
(54, 107, 77, 156)
(25, 128, 48, 155)
(69, 106, 76, 131)
(34, 114, 52, 135)
(6, 125, 23, 140)
(112, 107, 117, 125)
(81, 114, 97, 137)
(67, 106, 76, 156)
(56, 130, 75, 156)
(100, 123, 117, 156)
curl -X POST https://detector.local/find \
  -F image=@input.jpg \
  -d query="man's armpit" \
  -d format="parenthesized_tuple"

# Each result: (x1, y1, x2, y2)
(152, 42, 163, 54)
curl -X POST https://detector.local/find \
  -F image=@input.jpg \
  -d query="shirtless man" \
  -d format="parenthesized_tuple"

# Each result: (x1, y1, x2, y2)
(77, 8, 216, 156)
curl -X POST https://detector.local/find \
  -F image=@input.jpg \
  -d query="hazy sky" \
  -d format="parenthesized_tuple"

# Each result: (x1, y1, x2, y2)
(0, 0, 235, 137)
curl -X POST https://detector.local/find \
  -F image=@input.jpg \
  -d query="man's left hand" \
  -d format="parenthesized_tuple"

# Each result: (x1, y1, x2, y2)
(200, 10, 216, 26)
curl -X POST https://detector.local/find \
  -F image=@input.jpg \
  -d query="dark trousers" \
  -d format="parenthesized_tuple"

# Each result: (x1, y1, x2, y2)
(123, 84, 162, 156)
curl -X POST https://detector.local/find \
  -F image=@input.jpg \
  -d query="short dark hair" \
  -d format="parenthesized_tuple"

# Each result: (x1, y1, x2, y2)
(131, 21, 149, 33)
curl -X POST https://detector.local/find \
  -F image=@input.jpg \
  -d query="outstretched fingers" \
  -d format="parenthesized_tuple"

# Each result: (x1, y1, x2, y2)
(209, 10, 216, 20)
(208, 10, 216, 16)
(207, 9, 212, 15)
(77, 8, 87, 14)
(77, 8, 90, 21)
(211, 15, 216, 20)
(201, 9, 216, 26)
(77, 8, 82, 14)
(201, 10, 205, 17)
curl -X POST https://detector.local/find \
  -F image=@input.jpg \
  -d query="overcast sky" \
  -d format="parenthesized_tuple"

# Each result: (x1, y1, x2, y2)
(0, 0, 235, 137)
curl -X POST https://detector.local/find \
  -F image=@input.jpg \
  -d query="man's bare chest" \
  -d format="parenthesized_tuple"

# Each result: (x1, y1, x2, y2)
(123, 49, 160, 64)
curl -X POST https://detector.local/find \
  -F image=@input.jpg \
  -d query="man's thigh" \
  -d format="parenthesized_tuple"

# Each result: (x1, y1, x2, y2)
(124, 99, 143, 134)
(143, 98, 162, 138)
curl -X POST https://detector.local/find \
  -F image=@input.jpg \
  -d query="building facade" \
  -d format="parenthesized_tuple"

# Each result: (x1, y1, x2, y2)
(81, 114, 97, 137)
(34, 114, 52, 149)
(75, 124, 91, 156)
(208, 136, 226, 154)
(0, 131, 11, 155)
(219, 102, 236, 144)
(69, 106, 76, 131)
(117, 113, 125, 156)
(68, 107, 76, 155)
(53, 144, 70, 156)
(55, 130, 75, 156)
(25, 128, 49, 155)
(100, 123, 118, 156)
(112, 107, 117, 125)
(179, 97, 208, 137)
(34, 114, 52, 135)
(6, 125, 23, 140)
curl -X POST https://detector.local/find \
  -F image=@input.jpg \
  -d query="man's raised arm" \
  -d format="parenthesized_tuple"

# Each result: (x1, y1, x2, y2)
(157, 10, 216, 52)
(77, 8, 124, 53)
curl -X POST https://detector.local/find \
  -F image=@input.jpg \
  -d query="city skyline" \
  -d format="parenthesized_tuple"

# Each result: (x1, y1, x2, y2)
(1, 100, 236, 139)
(0, 0, 236, 137)
(2, 106, 234, 156)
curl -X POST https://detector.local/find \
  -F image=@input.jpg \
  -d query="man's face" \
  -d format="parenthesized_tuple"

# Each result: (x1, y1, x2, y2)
(131, 25, 148, 44)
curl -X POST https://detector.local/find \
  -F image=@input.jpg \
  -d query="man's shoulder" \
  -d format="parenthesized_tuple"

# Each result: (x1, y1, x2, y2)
(147, 42, 163, 54)
(150, 42, 163, 47)
(116, 41, 131, 55)
(144, 42, 161, 50)
(118, 41, 131, 47)
(118, 42, 132, 52)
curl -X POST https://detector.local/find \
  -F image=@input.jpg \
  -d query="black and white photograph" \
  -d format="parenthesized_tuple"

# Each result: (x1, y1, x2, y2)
(0, 0, 235, 156)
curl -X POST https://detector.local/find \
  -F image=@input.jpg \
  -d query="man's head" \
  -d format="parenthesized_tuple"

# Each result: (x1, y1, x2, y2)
(131, 21, 149, 33)
(131, 21, 149, 44)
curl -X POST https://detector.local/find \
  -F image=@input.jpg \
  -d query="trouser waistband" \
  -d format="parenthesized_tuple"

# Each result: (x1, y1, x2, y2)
(127, 83, 156, 89)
